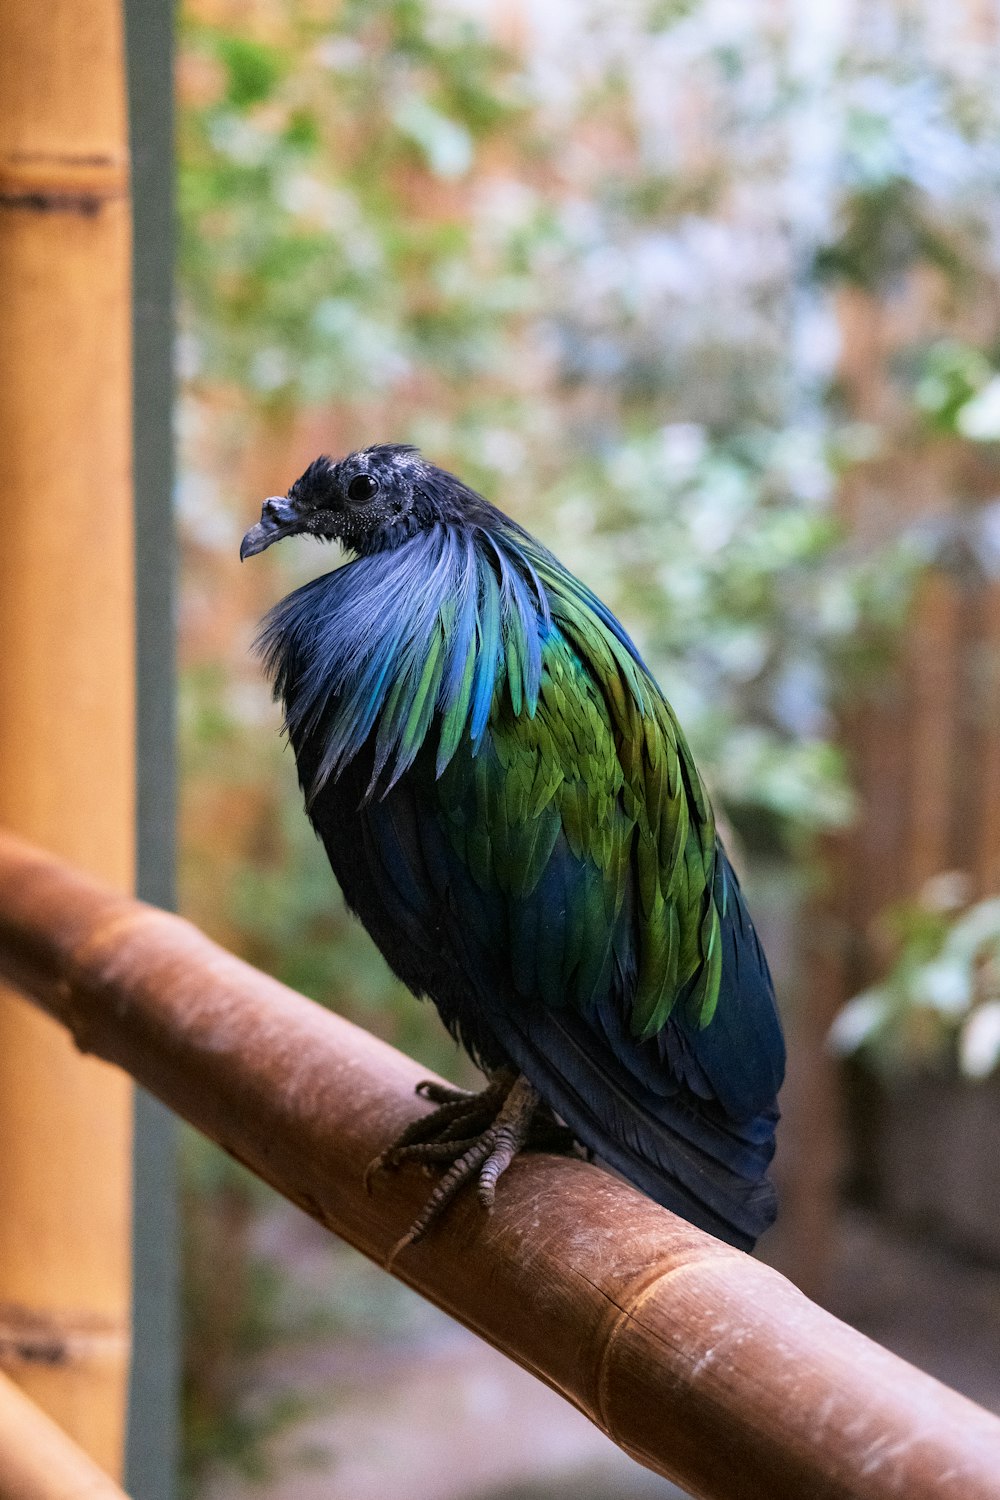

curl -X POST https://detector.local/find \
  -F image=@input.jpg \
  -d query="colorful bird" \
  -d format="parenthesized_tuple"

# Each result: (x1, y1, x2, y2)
(241, 445, 784, 1251)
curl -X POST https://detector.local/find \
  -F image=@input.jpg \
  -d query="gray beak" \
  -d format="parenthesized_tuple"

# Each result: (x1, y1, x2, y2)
(240, 496, 302, 560)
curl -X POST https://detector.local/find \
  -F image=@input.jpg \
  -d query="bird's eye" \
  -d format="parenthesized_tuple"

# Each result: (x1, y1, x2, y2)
(347, 473, 379, 504)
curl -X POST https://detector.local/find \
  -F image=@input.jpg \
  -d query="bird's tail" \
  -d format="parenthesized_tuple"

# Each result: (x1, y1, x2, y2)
(510, 1009, 779, 1250)
(574, 1080, 779, 1250)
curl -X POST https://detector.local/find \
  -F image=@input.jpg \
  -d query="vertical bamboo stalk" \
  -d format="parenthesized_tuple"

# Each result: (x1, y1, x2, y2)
(0, 0, 134, 1477)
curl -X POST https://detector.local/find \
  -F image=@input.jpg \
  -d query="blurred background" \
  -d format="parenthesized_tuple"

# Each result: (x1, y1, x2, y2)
(174, 1, 1000, 1496)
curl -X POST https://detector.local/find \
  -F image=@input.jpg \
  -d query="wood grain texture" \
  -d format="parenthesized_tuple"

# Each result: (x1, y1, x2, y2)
(1, 831, 999, 1500)
(0, 0, 134, 1473)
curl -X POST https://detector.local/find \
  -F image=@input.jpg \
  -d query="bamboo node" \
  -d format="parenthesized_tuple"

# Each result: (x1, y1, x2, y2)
(0, 1304, 128, 1371)
(586, 1244, 740, 1434)
(0, 150, 129, 214)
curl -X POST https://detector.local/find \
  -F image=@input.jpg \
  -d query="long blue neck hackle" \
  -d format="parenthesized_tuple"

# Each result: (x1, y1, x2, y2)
(256, 514, 651, 803)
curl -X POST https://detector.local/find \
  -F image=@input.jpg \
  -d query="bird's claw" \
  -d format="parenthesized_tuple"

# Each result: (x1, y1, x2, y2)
(363, 1151, 389, 1195)
(414, 1079, 477, 1105)
(364, 1077, 509, 1197)
(371, 1072, 568, 1260)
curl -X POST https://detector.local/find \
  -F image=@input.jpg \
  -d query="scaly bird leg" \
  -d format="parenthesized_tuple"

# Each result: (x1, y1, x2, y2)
(368, 1071, 579, 1260)
(387, 1074, 540, 1261)
(363, 1072, 513, 1193)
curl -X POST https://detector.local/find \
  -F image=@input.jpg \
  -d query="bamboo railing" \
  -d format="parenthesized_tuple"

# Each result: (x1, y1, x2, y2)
(2, 830, 999, 1500)
(0, 1372, 129, 1500)
(0, 0, 134, 1472)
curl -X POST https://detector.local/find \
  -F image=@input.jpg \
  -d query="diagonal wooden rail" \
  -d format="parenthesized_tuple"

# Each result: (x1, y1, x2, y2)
(0, 1371, 130, 1500)
(1, 827, 999, 1500)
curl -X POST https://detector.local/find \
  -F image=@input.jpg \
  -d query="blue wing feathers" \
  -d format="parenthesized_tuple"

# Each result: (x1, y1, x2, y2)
(262, 513, 785, 1249)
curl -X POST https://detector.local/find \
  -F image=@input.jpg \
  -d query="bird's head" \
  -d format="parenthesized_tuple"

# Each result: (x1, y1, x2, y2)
(240, 443, 491, 561)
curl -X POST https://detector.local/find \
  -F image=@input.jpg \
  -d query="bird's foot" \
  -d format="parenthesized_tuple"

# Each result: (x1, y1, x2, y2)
(363, 1072, 513, 1194)
(368, 1071, 577, 1259)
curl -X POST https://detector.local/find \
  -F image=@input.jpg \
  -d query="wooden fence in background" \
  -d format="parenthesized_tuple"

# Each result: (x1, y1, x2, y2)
(775, 280, 1000, 1295)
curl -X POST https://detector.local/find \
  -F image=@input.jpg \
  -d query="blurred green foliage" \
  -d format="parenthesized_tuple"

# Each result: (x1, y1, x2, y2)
(177, 0, 1000, 1483)
(180, 0, 523, 406)
(911, 339, 1000, 442)
(832, 877, 1000, 1081)
(179, 0, 1000, 871)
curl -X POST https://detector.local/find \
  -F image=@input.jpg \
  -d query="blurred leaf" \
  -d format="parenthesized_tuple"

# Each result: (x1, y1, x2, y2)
(833, 884, 1000, 1078)
(216, 36, 285, 108)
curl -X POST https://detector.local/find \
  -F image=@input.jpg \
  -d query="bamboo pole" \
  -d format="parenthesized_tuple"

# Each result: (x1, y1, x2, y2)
(0, 1, 134, 1474)
(2, 833, 999, 1500)
(0, 1373, 131, 1500)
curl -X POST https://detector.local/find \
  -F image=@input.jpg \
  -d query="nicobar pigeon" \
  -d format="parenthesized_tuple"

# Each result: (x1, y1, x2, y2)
(241, 445, 784, 1252)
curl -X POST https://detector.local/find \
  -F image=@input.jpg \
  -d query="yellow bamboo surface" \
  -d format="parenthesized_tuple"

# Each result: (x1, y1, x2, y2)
(3, 831, 1000, 1500)
(0, 0, 134, 1474)
(0, 1372, 131, 1500)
